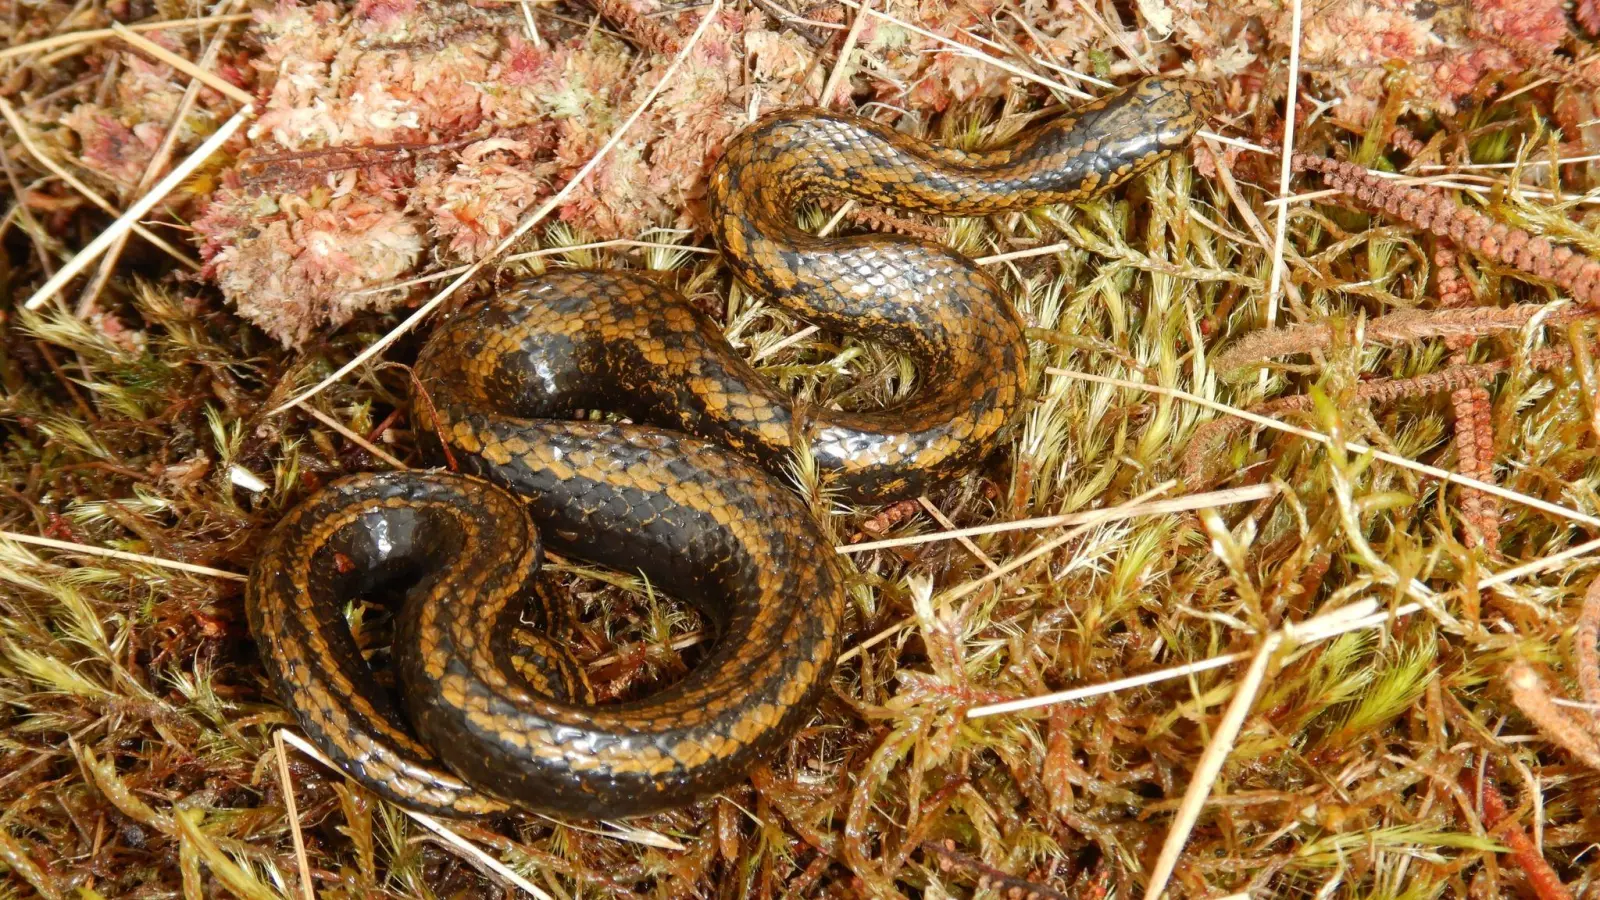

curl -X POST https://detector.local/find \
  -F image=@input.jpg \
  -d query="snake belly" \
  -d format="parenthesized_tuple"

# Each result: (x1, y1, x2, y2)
(246, 76, 1209, 819)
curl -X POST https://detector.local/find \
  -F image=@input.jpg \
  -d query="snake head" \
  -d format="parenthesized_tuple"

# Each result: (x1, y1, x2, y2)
(1126, 75, 1215, 151)
(1043, 74, 1214, 195)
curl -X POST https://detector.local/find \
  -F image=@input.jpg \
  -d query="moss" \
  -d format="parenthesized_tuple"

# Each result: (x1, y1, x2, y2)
(4, 1, 1600, 899)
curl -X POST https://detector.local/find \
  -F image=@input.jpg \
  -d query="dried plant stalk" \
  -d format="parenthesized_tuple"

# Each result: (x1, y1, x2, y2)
(1471, 26, 1600, 91)
(594, 0, 686, 53)
(851, 498, 922, 542)
(846, 205, 946, 240)
(1292, 154, 1600, 306)
(1505, 662, 1600, 771)
(1435, 246, 1476, 346)
(1390, 125, 1426, 158)
(1215, 305, 1584, 374)
(1433, 244, 1503, 549)
(1451, 384, 1501, 548)
(1579, 579, 1600, 722)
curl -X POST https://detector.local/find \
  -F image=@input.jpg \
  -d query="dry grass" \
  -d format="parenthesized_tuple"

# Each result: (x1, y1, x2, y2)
(4, 1, 1600, 898)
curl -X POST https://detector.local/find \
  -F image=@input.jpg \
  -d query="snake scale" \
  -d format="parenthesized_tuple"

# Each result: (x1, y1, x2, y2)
(247, 76, 1210, 819)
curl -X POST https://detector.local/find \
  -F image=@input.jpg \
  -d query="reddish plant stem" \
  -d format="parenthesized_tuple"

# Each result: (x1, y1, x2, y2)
(921, 841, 1071, 900)
(1472, 774, 1574, 900)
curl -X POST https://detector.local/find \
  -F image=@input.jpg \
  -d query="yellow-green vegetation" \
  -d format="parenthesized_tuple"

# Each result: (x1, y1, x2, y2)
(4, 1, 1600, 898)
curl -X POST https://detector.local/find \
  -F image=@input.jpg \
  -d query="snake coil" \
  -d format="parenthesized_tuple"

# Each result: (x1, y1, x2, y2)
(247, 76, 1209, 819)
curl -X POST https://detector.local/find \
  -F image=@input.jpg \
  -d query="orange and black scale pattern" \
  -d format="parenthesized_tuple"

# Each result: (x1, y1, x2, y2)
(246, 76, 1210, 820)
(708, 75, 1211, 499)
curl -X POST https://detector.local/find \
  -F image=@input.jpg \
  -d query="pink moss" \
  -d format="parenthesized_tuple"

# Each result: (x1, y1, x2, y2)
(354, 0, 419, 29)
(1471, 0, 1567, 50)
(60, 107, 158, 188)
(415, 138, 552, 259)
(195, 178, 421, 348)
(191, 0, 1587, 347)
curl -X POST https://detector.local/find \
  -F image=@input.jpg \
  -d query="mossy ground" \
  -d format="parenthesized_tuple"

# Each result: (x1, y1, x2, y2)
(4, 2, 1600, 898)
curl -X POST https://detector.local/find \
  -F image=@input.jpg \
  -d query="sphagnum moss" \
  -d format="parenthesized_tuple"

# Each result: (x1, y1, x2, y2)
(4, 2, 1600, 898)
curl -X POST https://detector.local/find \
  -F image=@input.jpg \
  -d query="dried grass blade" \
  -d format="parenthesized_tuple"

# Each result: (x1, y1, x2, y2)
(276, 730, 555, 900)
(840, 484, 1275, 554)
(23, 105, 254, 310)
(1263, 0, 1305, 339)
(110, 22, 254, 105)
(0, 13, 253, 62)
(1141, 632, 1282, 900)
(2, 530, 247, 581)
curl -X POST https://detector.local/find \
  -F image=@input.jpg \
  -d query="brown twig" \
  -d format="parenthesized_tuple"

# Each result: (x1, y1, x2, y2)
(845, 205, 946, 241)
(591, 0, 685, 54)
(33, 340, 98, 424)
(361, 22, 509, 53)
(850, 498, 920, 543)
(364, 407, 404, 446)
(237, 125, 547, 187)
(921, 841, 1070, 900)
(1434, 244, 1502, 549)
(1390, 125, 1426, 159)
(401, 365, 458, 473)
(1434, 247, 1476, 340)
(780, 853, 835, 899)
(303, 407, 409, 470)
(1470, 27, 1600, 91)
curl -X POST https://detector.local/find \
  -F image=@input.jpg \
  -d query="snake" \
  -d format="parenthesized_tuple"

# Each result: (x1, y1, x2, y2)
(246, 76, 1210, 819)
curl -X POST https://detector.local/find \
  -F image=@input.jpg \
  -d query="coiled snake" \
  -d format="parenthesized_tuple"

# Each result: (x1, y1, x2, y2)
(247, 76, 1210, 818)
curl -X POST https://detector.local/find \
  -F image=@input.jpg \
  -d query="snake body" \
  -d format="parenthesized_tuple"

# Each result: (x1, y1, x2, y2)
(247, 76, 1209, 819)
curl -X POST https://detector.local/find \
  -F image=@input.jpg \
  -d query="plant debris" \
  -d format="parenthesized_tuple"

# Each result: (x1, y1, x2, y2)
(4, 0, 1600, 897)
